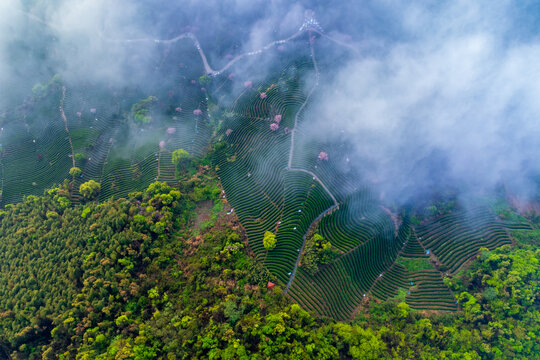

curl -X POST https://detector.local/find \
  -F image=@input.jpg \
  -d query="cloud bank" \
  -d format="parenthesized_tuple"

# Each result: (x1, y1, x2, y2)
(309, 1, 540, 203)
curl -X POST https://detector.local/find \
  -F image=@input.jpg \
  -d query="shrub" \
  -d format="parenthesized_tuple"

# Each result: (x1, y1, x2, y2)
(69, 167, 82, 177)
(79, 180, 101, 200)
(263, 231, 277, 250)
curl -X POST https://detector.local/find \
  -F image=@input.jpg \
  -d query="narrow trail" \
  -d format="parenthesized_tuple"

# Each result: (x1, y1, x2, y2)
(104, 28, 309, 77)
(410, 228, 459, 310)
(347, 227, 459, 318)
(380, 205, 401, 237)
(347, 226, 413, 319)
(287, 33, 319, 169)
(59, 86, 76, 168)
(285, 203, 339, 292)
(288, 168, 338, 207)
(284, 34, 340, 293)
(363, 237, 408, 297)
(15, 6, 357, 78)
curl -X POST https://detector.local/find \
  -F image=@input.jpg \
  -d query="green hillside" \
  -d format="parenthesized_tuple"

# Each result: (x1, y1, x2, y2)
(0, 161, 538, 359)
(0, 11, 538, 359)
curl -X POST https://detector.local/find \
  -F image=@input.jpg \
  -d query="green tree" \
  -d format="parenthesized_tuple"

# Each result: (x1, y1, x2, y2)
(172, 149, 191, 175)
(69, 167, 82, 178)
(79, 180, 101, 200)
(172, 148, 190, 165)
(301, 233, 337, 274)
(74, 153, 87, 163)
(263, 231, 277, 250)
(131, 96, 158, 124)
(199, 74, 213, 86)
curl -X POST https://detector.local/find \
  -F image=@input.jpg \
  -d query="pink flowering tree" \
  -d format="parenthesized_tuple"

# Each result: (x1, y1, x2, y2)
(270, 123, 279, 131)
(318, 152, 329, 161)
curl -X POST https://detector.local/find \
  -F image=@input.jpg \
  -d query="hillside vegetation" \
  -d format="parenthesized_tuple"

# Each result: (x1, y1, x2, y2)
(0, 160, 538, 359)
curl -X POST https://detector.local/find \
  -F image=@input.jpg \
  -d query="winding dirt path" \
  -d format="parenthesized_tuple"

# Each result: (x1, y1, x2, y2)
(59, 86, 76, 168)
(284, 35, 340, 293)
(287, 33, 319, 169)
(288, 168, 338, 207)
(285, 203, 339, 292)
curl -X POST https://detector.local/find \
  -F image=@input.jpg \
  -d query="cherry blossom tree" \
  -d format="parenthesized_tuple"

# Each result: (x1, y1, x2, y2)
(318, 151, 328, 161)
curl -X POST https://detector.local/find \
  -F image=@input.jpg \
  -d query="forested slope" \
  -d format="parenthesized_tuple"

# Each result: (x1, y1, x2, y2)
(0, 160, 538, 359)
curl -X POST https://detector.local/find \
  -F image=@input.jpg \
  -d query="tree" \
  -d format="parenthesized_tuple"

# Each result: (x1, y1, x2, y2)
(199, 74, 212, 86)
(172, 149, 191, 174)
(301, 233, 337, 274)
(172, 149, 190, 165)
(79, 180, 101, 200)
(263, 231, 276, 250)
(131, 96, 157, 125)
(74, 153, 87, 166)
(69, 167, 82, 178)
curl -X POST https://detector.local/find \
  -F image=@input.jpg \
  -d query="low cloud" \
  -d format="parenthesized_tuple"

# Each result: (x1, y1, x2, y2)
(309, 1, 540, 203)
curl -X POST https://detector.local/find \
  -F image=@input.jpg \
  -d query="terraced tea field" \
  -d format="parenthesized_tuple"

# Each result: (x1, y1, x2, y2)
(213, 59, 531, 319)
(0, 77, 212, 205)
